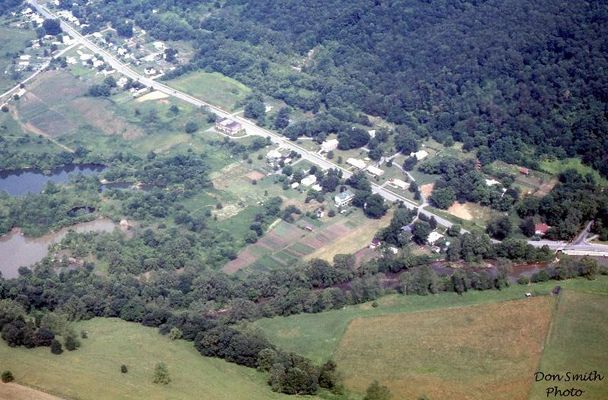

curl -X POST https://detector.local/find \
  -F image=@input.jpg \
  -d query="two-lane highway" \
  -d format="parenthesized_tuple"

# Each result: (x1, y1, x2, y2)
(25, 0, 608, 256)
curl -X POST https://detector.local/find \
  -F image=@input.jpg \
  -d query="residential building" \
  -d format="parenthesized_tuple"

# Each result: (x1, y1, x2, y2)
(215, 119, 245, 135)
(301, 175, 317, 187)
(389, 178, 409, 190)
(321, 138, 339, 153)
(346, 158, 366, 169)
(427, 231, 444, 245)
(266, 149, 282, 161)
(535, 223, 549, 236)
(334, 190, 355, 207)
(366, 165, 385, 177)
(410, 150, 429, 161)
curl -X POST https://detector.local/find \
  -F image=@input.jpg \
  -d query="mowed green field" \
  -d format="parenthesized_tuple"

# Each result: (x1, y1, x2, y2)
(167, 71, 251, 111)
(529, 290, 608, 399)
(254, 276, 608, 365)
(0, 318, 305, 400)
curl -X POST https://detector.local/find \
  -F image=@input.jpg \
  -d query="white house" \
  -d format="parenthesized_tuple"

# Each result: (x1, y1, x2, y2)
(427, 231, 444, 245)
(321, 139, 339, 153)
(301, 175, 317, 187)
(335, 190, 355, 207)
(266, 149, 282, 161)
(346, 158, 366, 170)
(389, 178, 409, 190)
(485, 178, 501, 186)
(366, 165, 385, 177)
(410, 150, 429, 161)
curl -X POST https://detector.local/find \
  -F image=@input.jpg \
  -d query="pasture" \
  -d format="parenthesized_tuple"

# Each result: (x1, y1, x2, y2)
(336, 297, 554, 400)
(0, 318, 300, 400)
(529, 290, 608, 399)
(167, 71, 251, 111)
(254, 277, 608, 365)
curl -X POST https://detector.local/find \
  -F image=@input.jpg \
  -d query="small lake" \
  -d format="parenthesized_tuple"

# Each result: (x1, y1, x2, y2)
(0, 219, 116, 279)
(0, 164, 106, 196)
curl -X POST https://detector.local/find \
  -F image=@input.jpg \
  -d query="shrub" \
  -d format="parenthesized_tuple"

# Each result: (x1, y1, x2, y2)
(517, 276, 530, 285)
(121, 364, 128, 373)
(1, 371, 14, 383)
(50, 339, 63, 355)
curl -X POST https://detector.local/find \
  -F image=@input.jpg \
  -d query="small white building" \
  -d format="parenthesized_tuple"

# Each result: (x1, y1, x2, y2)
(368, 129, 376, 138)
(321, 138, 339, 153)
(266, 149, 282, 161)
(346, 158, 366, 170)
(301, 175, 317, 187)
(366, 165, 385, 177)
(311, 184, 323, 192)
(410, 150, 429, 161)
(291, 182, 300, 189)
(427, 231, 444, 246)
(389, 178, 409, 190)
(485, 178, 501, 186)
(19, 54, 31, 61)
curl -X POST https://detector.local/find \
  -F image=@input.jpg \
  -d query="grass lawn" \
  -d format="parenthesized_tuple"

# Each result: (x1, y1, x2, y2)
(253, 277, 608, 364)
(0, 318, 304, 400)
(540, 157, 608, 187)
(529, 290, 608, 399)
(336, 297, 554, 400)
(166, 71, 251, 111)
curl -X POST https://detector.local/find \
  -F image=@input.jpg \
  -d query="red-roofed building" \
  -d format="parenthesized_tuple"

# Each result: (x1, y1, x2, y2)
(519, 167, 530, 175)
(535, 223, 549, 236)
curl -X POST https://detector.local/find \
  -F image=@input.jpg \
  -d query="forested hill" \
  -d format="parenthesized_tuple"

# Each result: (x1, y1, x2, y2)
(69, 0, 608, 174)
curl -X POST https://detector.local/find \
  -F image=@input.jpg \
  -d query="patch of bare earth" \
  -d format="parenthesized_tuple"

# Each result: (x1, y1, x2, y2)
(420, 183, 434, 199)
(447, 202, 473, 220)
(0, 383, 64, 400)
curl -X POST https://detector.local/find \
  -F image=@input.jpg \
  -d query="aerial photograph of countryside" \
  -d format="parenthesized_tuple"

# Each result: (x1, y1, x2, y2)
(0, 0, 607, 399)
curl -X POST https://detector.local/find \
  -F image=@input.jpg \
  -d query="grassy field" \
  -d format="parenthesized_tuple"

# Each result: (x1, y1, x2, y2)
(0, 318, 305, 400)
(253, 277, 608, 364)
(0, 26, 35, 92)
(336, 297, 554, 400)
(167, 71, 251, 111)
(540, 157, 608, 187)
(529, 290, 608, 399)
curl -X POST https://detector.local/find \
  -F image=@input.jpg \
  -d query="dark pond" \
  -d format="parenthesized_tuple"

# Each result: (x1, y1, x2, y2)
(0, 164, 106, 196)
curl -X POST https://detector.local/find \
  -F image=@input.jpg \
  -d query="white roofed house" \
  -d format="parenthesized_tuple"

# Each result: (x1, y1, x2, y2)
(266, 149, 282, 161)
(321, 138, 339, 153)
(427, 231, 444, 246)
(366, 165, 385, 177)
(334, 190, 355, 207)
(301, 175, 317, 187)
(389, 178, 409, 190)
(346, 158, 366, 170)
(410, 150, 429, 161)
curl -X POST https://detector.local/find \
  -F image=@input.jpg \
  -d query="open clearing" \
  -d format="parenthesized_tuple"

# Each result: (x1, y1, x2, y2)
(529, 290, 608, 399)
(135, 90, 170, 102)
(0, 318, 300, 400)
(254, 277, 608, 364)
(305, 209, 393, 262)
(335, 297, 553, 400)
(167, 71, 251, 111)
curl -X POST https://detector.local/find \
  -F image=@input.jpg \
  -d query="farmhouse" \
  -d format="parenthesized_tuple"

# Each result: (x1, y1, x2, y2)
(427, 231, 444, 245)
(301, 175, 317, 187)
(346, 158, 366, 170)
(368, 129, 376, 138)
(215, 118, 245, 135)
(519, 167, 530, 175)
(291, 182, 300, 189)
(535, 223, 549, 236)
(335, 190, 355, 207)
(321, 138, 339, 153)
(389, 178, 409, 190)
(410, 150, 429, 161)
(266, 149, 282, 161)
(311, 184, 323, 191)
(366, 165, 385, 177)
(485, 178, 501, 186)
